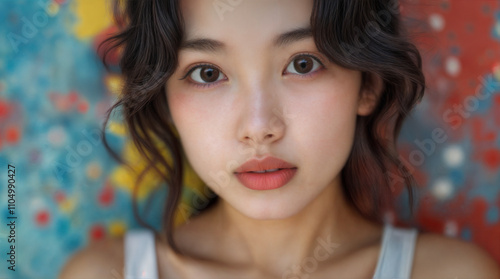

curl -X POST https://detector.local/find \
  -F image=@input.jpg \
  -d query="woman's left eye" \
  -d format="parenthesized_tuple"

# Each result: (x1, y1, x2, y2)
(284, 54, 323, 76)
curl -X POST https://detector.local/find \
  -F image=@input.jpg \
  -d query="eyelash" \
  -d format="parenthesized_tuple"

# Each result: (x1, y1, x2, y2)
(178, 53, 326, 89)
(179, 63, 226, 89)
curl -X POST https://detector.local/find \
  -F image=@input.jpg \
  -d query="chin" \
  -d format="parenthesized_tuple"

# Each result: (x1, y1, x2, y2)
(232, 197, 308, 220)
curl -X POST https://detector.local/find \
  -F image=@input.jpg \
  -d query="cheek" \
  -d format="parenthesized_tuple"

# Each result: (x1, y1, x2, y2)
(167, 89, 201, 130)
(167, 87, 216, 150)
(304, 92, 358, 144)
(166, 86, 230, 181)
(290, 77, 360, 183)
(167, 82, 233, 132)
(292, 73, 360, 143)
(166, 85, 202, 160)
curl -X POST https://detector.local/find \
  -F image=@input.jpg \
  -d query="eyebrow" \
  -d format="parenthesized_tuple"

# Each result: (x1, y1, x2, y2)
(179, 27, 312, 53)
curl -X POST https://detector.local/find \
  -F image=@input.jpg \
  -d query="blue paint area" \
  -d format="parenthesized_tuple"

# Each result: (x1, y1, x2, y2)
(450, 45, 461, 55)
(492, 11, 500, 41)
(486, 207, 499, 224)
(461, 227, 472, 241)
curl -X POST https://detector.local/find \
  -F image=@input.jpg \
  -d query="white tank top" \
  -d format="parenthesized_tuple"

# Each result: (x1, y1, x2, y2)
(124, 223, 418, 279)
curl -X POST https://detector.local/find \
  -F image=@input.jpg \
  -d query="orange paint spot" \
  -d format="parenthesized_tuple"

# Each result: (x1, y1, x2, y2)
(77, 101, 89, 114)
(5, 126, 20, 144)
(54, 191, 66, 203)
(68, 91, 79, 104)
(53, 95, 71, 112)
(35, 210, 50, 226)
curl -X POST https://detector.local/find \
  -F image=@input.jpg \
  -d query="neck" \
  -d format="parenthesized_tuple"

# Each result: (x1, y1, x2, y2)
(209, 176, 377, 276)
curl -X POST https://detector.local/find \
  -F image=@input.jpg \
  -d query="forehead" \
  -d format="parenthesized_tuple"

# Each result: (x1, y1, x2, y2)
(180, 0, 313, 46)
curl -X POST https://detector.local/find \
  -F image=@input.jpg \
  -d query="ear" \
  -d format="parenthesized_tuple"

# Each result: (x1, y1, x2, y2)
(357, 73, 383, 116)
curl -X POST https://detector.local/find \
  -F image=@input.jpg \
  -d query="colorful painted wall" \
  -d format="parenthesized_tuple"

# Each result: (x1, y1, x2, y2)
(0, 0, 498, 278)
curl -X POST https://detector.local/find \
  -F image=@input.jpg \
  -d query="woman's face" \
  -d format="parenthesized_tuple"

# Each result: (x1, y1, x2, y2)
(166, 0, 375, 219)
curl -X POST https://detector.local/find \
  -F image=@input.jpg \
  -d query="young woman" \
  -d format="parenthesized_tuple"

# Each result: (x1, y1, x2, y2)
(60, 0, 500, 278)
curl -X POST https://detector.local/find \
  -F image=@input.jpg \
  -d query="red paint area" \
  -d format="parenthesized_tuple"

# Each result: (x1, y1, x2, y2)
(0, 99, 17, 150)
(5, 126, 20, 144)
(410, 1, 500, 137)
(483, 149, 500, 170)
(68, 91, 79, 103)
(93, 25, 121, 66)
(77, 101, 89, 114)
(90, 225, 106, 241)
(35, 210, 50, 227)
(0, 101, 10, 118)
(49, 91, 89, 113)
(98, 185, 114, 206)
(54, 191, 66, 203)
(471, 118, 496, 144)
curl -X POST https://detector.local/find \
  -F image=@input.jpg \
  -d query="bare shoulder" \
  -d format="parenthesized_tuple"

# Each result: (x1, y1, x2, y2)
(58, 236, 124, 279)
(412, 231, 500, 279)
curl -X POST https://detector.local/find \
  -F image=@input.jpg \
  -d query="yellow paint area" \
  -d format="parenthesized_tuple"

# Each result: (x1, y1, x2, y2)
(494, 63, 500, 81)
(111, 139, 171, 200)
(108, 121, 127, 136)
(71, 0, 113, 39)
(109, 220, 127, 236)
(60, 197, 77, 214)
(47, 2, 60, 16)
(105, 74, 124, 96)
(109, 129, 207, 226)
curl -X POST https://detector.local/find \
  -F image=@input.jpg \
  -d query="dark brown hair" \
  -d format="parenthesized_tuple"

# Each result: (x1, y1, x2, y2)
(99, 0, 425, 253)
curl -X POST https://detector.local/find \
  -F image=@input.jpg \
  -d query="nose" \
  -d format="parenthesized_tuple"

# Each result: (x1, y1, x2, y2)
(236, 81, 286, 147)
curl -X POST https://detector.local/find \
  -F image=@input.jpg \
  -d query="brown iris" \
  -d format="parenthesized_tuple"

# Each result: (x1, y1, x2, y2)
(199, 66, 220, 83)
(293, 55, 313, 74)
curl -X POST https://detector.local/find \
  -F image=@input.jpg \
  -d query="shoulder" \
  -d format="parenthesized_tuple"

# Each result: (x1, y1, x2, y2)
(58, 236, 124, 279)
(412, 231, 500, 278)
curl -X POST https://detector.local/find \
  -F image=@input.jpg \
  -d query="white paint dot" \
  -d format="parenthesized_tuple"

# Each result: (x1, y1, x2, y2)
(443, 145, 465, 167)
(431, 178, 454, 200)
(47, 126, 66, 147)
(445, 56, 461, 77)
(429, 13, 445, 31)
(30, 197, 45, 211)
(444, 220, 458, 237)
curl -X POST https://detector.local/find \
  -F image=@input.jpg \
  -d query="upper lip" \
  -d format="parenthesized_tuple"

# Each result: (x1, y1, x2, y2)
(234, 156, 297, 173)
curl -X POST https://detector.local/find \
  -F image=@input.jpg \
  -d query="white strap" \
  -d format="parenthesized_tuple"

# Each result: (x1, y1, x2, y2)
(373, 223, 418, 279)
(124, 230, 159, 279)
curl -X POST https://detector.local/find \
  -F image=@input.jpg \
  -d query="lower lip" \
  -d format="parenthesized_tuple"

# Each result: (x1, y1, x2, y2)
(234, 168, 298, 190)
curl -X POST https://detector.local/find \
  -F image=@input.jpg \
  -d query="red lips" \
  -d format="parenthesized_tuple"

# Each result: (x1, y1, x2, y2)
(234, 156, 297, 173)
(234, 156, 298, 190)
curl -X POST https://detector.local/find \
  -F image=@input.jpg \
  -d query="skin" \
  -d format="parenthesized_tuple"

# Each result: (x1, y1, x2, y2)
(164, 0, 382, 276)
(59, 0, 500, 278)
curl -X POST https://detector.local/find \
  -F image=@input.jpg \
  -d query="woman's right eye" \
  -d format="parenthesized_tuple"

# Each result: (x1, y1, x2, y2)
(189, 65, 226, 84)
